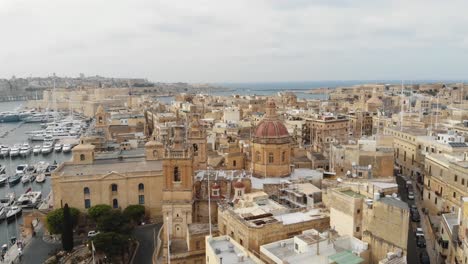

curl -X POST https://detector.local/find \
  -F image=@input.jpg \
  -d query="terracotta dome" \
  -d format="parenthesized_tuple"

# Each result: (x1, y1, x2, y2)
(254, 120, 289, 139)
(211, 183, 221, 189)
(233, 181, 245, 188)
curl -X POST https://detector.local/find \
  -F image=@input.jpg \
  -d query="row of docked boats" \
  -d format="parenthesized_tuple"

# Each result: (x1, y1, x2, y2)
(0, 142, 72, 158)
(0, 162, 56, 186)
(27, 117, 89, 142)
(0, 190, 43, 222)
(0, 110, 59, 123)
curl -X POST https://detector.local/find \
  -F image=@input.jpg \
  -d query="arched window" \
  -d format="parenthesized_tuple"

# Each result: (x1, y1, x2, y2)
(138, 183, 144, 191)
(80, 154, 85, 161)
(111, 184, 118, 192)
(152, 150, 158, 158)
(98, 116, 103, 123)
(268, 152, 274, 163)
(112, 199, 118, 208)
(255, 151, 261, 162)
(84, 187, 90, 195)
(193, 144, 199, 156)
(174, 166, 181, 182)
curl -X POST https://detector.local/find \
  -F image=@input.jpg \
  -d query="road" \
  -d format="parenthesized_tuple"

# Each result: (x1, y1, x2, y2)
(395, 175, 429, 264)
(21, 228, 60, 264)
(132, 223, 162, 264)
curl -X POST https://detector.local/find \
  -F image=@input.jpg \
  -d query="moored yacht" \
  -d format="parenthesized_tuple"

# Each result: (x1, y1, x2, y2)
(62, 144, 72, 153)
(17, 191, 42, 208)
(33, 145, 41, 155)
(41, 142, 53, 154)
(54, 144, 62, 152)
(6, 206, 22, 221)
(19, 143, 32, 157)
(9, 145, 20, 157)
(15, 164, 28, 175)
(0, 146, 9, 158)
(8, 173, 23, 186)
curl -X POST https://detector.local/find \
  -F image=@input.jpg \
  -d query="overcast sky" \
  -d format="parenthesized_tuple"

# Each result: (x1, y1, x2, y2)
(1, 0, 468, 83)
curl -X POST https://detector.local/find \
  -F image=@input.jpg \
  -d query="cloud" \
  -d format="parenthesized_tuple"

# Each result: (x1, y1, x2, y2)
(0, 0, 468, 82)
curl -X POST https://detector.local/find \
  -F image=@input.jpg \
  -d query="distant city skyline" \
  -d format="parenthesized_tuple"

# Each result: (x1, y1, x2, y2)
(1, 0, 468, 83)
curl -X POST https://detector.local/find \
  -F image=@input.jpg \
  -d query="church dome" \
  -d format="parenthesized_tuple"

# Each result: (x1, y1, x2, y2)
(254, 120, 289, 139)
(233, 181, 245, 188)
(254, 99, 289, 140)
(366, 96, 383, 105)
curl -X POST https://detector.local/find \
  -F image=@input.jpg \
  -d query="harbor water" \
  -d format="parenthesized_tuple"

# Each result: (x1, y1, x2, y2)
(0, 101, 72, 247)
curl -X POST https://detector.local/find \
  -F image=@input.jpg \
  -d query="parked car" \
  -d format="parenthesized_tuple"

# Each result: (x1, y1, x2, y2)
(408, 191, 415, 200)
(406, 180, 412, 189)
(415, 227, 424, 237)
(411, 211, 421, 222)
(416, 236, 426, 248)
(87, 230, 100, 238)
(419, 251, 430, 264)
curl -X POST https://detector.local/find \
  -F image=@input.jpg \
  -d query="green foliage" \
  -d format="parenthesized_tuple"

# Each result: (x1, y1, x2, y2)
(62, 204, 74, 251)
(92, 232, 130, 260)
(88, 204, 112, 221)
(97, 209, 131, 234)
(123, 205, 145, 224)
(46, 206, 80, 234)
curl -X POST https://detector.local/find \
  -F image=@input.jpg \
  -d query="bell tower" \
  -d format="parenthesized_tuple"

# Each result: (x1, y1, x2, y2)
(162, 125, 194, 261)
(187, 113, 207, 170)
(95, 105, 110, 139)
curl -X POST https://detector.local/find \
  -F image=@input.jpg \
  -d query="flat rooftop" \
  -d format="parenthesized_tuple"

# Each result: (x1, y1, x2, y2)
(442, 213, 459, 235)
(208, 237, 257, 264)
(56, 157, 163, 176)
(341, 190, 366, 199)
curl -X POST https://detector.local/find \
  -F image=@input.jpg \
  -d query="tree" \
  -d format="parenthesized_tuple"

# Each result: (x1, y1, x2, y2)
(123, 205, 145, 224)
(88, 204, 112, 221)
(97, 209, 131, 234)
(62, 204, 74, 251)
(92, 232, 130, 261)
(46, 207, 80, 234)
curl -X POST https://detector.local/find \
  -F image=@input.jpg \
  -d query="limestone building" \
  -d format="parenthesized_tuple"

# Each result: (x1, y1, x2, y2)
(251, 99, 292, 178)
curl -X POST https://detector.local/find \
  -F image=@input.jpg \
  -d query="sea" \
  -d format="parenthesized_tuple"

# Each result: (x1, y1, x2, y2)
(0, 101, 72, 246)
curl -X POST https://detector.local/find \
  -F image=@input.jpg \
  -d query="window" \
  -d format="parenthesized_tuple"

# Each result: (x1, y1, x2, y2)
(240, 239, 243, 246)
(111, 184, 118, 192)
(112, 199, 118, 208)
(256, 151, 261, 162)
(138, 195, 145, 205)
(453, 192, 457, 198)
(462, 179, 465, 185)
(84, 187, 90, 195)
(455, 175, 458, 182)
(237, 190, 242, 196)
(80, 154, 85, 161)
(356, 227, 360, 232)
(428, 192, 431, 199)
(138, 183, 144, 191)
(193, 144, 198, 156)
(84, 199, 91, 209)
(295, 243, 298, 250)
(268, 152, 274, 163)
(357, 209, 361, 214)
(435, 197, 438, 205)
(174, 166, 181, 182)
(233, 160, 236, 167)
(282, 151, 286, 162)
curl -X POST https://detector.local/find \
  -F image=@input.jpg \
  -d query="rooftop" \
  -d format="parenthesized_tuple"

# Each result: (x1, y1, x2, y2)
(379, 197, 409, 210)
(329, 250, 364, 264)
(442, 213, 459, 235)
(207, 236, 261, 264)
(341, 190, 366, 199)
(56, 157, 163, 176)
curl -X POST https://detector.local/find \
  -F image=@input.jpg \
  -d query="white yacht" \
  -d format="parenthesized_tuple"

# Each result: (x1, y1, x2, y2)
(17, 191, 42, 208)
(9, 145, 20, 157)
(41, 142, 53, 154)
(6, 206, 22, 221)
(54, 144, 62, 152)
(19, 143, 32, 157)
(62, 144, 72, 153)
(0, 146, 9, 158)
(33, 145, 41, 155)
(15, 164, 28, 175)
(34, 161, 50, 174)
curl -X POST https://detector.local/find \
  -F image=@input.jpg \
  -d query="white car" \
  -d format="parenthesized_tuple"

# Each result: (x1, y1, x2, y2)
(87, 231, 100, 238)
(408, 191, 415, 200)
(415, 228, 424, 237)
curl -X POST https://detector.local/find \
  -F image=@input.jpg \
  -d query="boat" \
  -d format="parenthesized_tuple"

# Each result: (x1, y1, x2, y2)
(0, 175, 9, 186)
(0, 112, 20, 123)
(62, 144, 72, 153)
(41, 142, 53, 154)
(33, 145, 41, 155)
(0, 165, 5, 175)
(19, 143, 32, 157)
(34, 161, 50, 174)
(21, 173, 35, 184)
(9, 145, 20, 158)
(17, 191, 42, 208)
(6, 206, 22, 221)
(15, 164, 28, 175)
(0, 193, 15, 207)
(0, 146, 9, 158)
(35, 173, 45, 183)
(0, 207, 8, 221)
(45, 165, 58, 177)
(8, 173, 23, 186)
(54, 144, 62, 152)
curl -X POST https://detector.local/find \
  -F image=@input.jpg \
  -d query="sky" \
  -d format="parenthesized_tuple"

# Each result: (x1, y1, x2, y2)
(1, 0, 468, 83)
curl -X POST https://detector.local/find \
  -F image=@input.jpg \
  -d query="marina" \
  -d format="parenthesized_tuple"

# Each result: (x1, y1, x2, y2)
(0, 101, 79, 248)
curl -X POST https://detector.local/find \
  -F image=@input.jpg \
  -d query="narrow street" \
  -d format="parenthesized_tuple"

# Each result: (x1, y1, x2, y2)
(22, 229, 60, 264)
(395, 175, 432, 264)
(132, 223, 162, 264)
